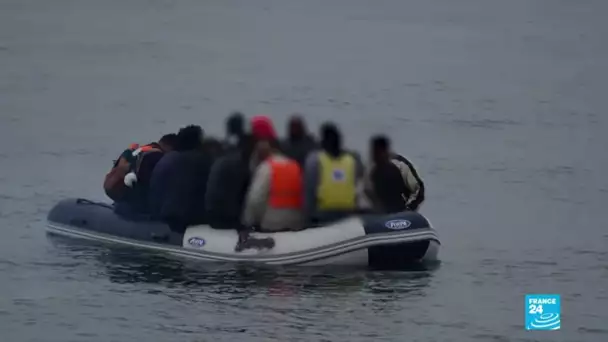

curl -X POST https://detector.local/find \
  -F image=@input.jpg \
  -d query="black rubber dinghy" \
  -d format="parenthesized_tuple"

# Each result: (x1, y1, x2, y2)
(47, 198, 440, 268)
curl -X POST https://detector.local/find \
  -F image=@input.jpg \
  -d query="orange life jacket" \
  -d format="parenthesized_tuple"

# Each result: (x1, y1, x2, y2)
(130, 143, 160, 156)
(268, 157, 303, 209)
(130, 143, 162, 173)
(104, 143, 162, 201)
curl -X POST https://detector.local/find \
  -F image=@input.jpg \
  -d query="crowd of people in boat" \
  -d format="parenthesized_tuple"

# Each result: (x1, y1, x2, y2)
(103, 113, 425, 234)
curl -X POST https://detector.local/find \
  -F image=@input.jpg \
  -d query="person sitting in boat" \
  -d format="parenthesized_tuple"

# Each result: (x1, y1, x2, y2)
(205, 115, 279, 229)
(248, 114, 279, 171)
(147, 135, 221, 219)
(364, 135, 425, 213)
(148, 125, 215, 232)
(224, 111, 246, 151)
(281, 114, 318, 168)
(242, 132, 304, 232)
(104, 134, 177, 215)
(205, 133, 255, 229)
(303, 122, 364, 224)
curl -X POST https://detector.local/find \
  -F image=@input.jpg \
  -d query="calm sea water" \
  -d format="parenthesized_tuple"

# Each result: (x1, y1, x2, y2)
(1, 0, 607, 341)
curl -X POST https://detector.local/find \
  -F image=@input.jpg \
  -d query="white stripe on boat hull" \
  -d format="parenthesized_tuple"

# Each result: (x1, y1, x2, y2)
(46, 222, 439, 266)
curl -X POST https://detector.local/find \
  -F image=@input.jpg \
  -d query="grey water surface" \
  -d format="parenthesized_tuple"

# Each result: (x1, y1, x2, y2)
(1, 0, 607, 341)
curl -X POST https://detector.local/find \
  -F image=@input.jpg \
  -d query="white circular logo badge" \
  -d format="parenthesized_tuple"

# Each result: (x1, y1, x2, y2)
(384, 220, 412, 230)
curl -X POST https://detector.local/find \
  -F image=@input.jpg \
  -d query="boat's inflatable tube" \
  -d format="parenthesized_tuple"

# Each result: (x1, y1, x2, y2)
(46, 198, 440, 267)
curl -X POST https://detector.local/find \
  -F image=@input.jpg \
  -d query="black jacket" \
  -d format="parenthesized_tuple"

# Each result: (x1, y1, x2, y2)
(370, 160, 410, 214)
(204, 151, 252, 229)
(148, 151, 180, 217)
(156, 150, 214, 230)
(281, 135, 318, 167)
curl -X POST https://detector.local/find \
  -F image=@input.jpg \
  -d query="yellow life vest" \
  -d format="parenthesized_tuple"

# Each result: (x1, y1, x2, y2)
(317, 151, 356, 210)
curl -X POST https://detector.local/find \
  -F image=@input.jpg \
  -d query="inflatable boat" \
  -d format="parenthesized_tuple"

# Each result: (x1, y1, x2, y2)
(46, 198, 440, 268)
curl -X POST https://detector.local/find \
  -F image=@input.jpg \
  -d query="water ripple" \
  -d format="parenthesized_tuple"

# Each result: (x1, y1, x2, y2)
(578, 327, 608, 335)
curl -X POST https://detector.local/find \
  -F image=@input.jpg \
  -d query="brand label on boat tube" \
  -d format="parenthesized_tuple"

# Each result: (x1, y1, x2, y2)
(188, 237, 206, 247)
(384, 219, 411, 230)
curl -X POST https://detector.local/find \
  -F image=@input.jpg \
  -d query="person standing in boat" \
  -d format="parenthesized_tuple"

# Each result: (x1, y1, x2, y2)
(281, 114, 318, 168)
(364, 135, 425, 213)
(242, 124, 305, 232)
(303, 122, 364, 224)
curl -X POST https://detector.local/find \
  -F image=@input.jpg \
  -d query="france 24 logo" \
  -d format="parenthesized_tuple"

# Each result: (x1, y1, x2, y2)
(525, 294, 560, 330)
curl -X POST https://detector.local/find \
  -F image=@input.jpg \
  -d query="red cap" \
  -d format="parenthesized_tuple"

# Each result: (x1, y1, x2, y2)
(251, 115, 277, 140)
